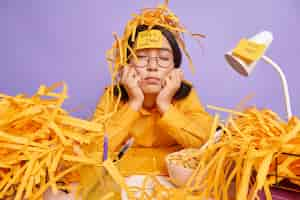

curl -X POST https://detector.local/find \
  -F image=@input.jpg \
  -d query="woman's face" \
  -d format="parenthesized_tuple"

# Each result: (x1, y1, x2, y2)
(129, 35, 175, 94)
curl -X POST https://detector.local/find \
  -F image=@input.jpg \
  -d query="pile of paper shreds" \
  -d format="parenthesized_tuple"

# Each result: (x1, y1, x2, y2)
(0, 82, 105, 200)
(1, 83, 300, 200)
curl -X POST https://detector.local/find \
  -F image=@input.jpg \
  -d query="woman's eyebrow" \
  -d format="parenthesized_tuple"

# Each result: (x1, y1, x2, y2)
(135, 51, 147, 55)
(159, 48, 172, 53)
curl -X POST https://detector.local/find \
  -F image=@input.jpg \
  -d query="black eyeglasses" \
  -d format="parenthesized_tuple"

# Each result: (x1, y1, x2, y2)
(132, 55, 173, 68)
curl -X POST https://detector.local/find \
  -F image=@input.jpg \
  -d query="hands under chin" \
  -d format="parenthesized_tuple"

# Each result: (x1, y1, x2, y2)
(157, 69, 183, 114)
(121, 66, 184, 113)
(120, 66, 144, 111)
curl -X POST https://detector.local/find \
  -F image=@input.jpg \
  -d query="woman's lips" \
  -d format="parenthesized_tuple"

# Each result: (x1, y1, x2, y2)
(144, 77, 161, 84)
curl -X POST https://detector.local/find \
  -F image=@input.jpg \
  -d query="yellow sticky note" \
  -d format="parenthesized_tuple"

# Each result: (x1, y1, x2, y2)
(135, 29, 163, 49)
(232, 39, 267, 64)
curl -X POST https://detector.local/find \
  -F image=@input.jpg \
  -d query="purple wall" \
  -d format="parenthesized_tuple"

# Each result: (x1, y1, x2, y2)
(1, 0, 299, 119)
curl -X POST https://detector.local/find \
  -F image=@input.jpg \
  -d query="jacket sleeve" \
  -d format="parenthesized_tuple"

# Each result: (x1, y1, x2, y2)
(92, 88, 140, 151)
(157, 89, 214, 148)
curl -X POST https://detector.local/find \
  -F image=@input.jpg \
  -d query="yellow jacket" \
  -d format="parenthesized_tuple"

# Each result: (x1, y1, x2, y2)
(91, 85, 213, 175)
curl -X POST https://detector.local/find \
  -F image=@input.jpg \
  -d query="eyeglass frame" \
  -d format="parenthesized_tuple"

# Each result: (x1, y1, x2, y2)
(128, 49, 174, 69)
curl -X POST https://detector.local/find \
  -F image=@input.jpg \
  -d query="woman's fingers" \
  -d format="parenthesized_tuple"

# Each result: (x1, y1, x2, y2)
(165, 75, 171, 88)
(127, 67, 134, 81)
(122, 66, 134, 83)
(168, 70, 174, 81)
(163, 70, 173, 88)
(170, 70, 178, 85)
(129, 68, 139, 84)
(177, 69, 183, 85)
(120, 66, 129, 84)
(123, 67, 141, 90)
(179, 69, 184, 80)
(165, 69, 182, 89)
(174, 69, 183, 87)
(176, 69, 182, 80)
(175, 70, 180, 85)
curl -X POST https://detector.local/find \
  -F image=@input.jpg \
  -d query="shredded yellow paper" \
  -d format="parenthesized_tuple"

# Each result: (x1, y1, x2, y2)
(0, 82, 105, 200)
(184, 107, 300, 200)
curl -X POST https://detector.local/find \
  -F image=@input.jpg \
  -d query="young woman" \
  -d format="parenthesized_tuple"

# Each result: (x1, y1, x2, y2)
(90, 24, 214, 175)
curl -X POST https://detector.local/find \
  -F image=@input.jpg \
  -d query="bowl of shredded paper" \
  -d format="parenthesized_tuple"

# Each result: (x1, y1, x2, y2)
(166, 148, 202, 186)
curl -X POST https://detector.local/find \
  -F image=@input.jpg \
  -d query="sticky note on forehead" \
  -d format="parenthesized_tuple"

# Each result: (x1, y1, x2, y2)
(135, 30, 163, 50)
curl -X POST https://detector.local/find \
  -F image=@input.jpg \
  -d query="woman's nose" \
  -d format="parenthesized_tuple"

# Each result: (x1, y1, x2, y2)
(147, 57, 158, 71)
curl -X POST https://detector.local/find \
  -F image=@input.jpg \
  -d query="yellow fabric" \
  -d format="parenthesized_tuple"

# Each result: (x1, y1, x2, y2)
(117, 146, 181, 176)
(91, 84, 213, 175)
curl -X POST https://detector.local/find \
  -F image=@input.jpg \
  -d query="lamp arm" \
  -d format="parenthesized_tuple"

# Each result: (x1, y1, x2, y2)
(261, 55, 292, 119)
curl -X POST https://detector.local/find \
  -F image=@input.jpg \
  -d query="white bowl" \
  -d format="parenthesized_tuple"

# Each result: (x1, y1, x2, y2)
(165, 149, 200, 187)
(166, 160, 194, 187)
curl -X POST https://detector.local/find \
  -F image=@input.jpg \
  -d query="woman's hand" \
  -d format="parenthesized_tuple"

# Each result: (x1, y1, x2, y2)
(156, 69, 183, 114)
(120, 65, 144, 111)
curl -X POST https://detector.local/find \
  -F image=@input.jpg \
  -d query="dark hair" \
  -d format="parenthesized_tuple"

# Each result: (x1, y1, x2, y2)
(114, 24, 192, 102)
